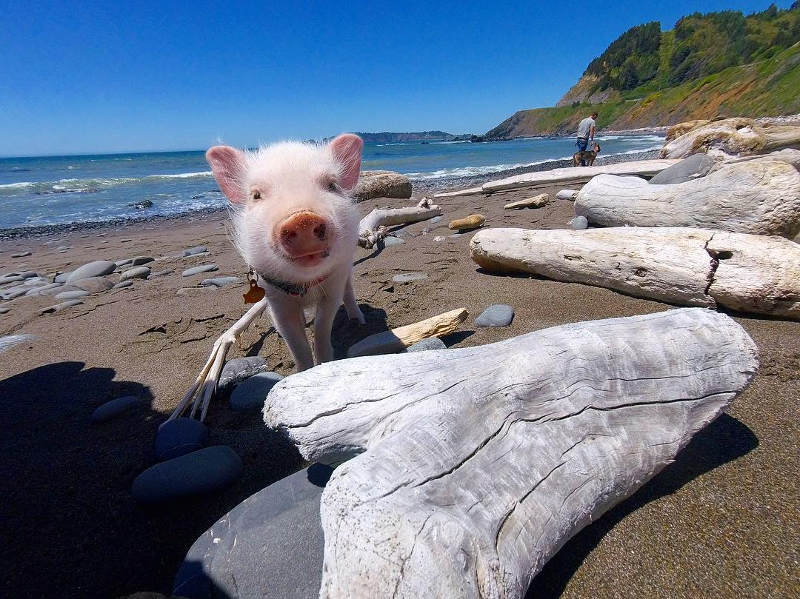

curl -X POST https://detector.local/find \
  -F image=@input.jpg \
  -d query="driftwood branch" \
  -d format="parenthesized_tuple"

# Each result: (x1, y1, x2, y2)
(660, 117, 800, 159)
(264, 309, 758, 598)
(346, 308, 468, 357)
(574, 158, 800, 238)
(470, 227, 800, 321)
(358, 198, 442, 249)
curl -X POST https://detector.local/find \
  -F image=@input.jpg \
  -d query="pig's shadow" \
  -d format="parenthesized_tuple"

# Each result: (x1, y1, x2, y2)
(331, 303, 388, 359)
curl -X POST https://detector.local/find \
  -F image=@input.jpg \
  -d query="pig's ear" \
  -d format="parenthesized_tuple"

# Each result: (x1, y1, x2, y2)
(206, 146, 248, 204)
(330, 134, 363, 190)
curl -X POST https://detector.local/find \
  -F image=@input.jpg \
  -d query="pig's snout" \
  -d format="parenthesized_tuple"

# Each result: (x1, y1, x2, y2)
(276, 211, 331, 260)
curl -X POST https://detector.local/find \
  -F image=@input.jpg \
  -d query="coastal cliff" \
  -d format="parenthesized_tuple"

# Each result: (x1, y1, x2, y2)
(486, 4, 800, 138)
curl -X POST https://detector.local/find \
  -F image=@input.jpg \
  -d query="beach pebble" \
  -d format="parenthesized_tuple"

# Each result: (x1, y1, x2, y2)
(569, 215, 589, 230)
(53, 271, 72, 283)
(649, 153, 716, 185)
(430, 216, 443, 223)
(66, 260, 116, 283)
(1, 286, 29, 300)
(218, 357, 269, 396)
(475, 304, 514, 327)
(392, 272, 428, 283)
(11, 250, 32, 258)
(55, 289, 91, 301)
(22, 276, 48, 286)
(0, 334, 34, 351)
(173, 463, 332, 599)
(383, 236, 405, 247)
(25, 282, 62, 296)
(556, 189, 579, 200)
(0, 307, 9, 315)
(200, 276, 240, 288)
(91, 395, 145, 423)
(132, 446, 243, 504)
(183, 264, 218, 277)
(405, 337, 447, 352)
(230, 372, 284, 412)
(120, 266, 151, 281)
(183, 245, 209, 257)
(39, 299, 83, 314)
(0, 275, 25, 284)
(113, 281, 134, 289)
(72, 277, 114, 293)
(155, 418, 210, 461)
(130, 256, 155, 266)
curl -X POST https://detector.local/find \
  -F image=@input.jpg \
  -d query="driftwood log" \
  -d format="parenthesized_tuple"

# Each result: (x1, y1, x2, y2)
(470, 227, 800, 321)
(503, 193, 550, 209)
(480, 159, 679, 193)
(449, 214, 486, 231)
(264, 309, 758, 598)
(661, 117, 800, 159)
(347, 308, 468, 357)
(358, 198, 442, 248)
(574, 158, 800, 238)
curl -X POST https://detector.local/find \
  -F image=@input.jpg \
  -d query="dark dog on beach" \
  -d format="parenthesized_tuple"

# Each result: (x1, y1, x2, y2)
(573, 143, 601, 167)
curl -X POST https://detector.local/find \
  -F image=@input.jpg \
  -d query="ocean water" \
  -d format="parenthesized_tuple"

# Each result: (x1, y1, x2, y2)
(0, 134, 663, 231)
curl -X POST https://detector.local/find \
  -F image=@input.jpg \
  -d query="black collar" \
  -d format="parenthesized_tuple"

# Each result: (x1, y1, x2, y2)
(259, 272, 328, 297)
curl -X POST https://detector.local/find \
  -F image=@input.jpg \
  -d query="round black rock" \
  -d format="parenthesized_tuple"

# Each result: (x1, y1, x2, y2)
(91, 395, 145, 423)
(229, 372, 283, 411)
(155, 418, 210, 461)
(132, 446, 243, 504)
(218, 357, 269, 396)
(405, 337, 447, 352)
(173, 463, 333, 598)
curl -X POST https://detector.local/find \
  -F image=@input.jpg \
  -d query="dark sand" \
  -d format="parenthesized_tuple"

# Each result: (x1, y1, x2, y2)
(1, 184, 798, 598)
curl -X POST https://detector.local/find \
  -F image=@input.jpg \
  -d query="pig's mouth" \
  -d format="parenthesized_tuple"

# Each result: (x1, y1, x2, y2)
(288, 248, 331, 267)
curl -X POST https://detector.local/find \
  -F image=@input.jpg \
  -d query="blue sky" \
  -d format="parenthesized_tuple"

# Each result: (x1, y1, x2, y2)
(0, 0, 791, 156)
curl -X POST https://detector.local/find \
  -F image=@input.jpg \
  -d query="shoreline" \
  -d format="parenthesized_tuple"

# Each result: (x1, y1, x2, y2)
(0, 148, 660, 240)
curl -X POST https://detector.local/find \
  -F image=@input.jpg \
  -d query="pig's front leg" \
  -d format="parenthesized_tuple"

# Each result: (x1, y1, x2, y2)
(343, 272, 366, 324)
(267, 295, 314, 371)
(313, 292, 342, 364)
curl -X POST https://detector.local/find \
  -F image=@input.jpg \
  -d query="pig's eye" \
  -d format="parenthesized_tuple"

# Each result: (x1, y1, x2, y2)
(251, 190, 261, 200)
(327, 181, 338, 192)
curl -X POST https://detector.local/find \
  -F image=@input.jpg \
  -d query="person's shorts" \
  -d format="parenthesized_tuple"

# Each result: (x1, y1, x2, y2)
(576, 137, 589, 152)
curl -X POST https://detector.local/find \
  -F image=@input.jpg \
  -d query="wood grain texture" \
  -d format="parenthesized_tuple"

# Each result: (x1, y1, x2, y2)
(469, 227, 800, 320)
(574, 158, 800, 238)
(264, 309, 758, 598)
(504, 194, 550, 209)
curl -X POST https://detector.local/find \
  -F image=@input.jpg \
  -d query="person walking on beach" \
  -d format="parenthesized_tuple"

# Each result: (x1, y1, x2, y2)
(576, 112, 598, 165)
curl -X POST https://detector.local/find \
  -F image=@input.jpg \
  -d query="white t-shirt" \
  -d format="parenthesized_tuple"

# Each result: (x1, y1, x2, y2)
(577, 117, 596, 139)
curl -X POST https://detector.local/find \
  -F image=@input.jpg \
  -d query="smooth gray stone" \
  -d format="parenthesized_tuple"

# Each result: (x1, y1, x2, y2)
(430, 216, 443, 223)
(39, 299, 83, 313)
(173, 464, 333, 599)
(53, 272, 72, 283)
(405, 337, 447, 352)
(54, 289, 91, 300)
(18, 271, 38, 279)
(91, 395, 145, 423)
(25, 282, 62, 296)
(475, 304, 514, 327)
(183, 245, 209, 257)
(218, 357, 268, 396)
(132, 446, 243, 504)
(11, 251, 31, 258)
(392, 272, 428, 283)
(0, 307, 9, 314)
(115, 258, 133, 268)
(183, 264, 218, 277)
(1, 287, 28, 300)
(570, 215, 589, 230)
(383, 236, 405, 247)
(120, 266, 151, 281)
(230, 372, 284, 412)
(0, 275, 24, 284)
(155, 418, 210, 461)
(649, 153, 716, 185)
(113, 281, 134, 289)
(72, 277, 114, 293)
(66, 260, 116, 283)
(37, 284, 73, 297)
(21, 276, 48, 286)
(200, 277, 240, 288)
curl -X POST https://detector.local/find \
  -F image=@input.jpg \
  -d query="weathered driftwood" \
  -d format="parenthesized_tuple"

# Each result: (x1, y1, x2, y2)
(347, 308, 468, 357)
(661, 118, 800, 159)
(358, 198, 442, 249)
(433, 185, 484, 198)
(470, 227, 800, 320)
(481, 159, 679, 193)
(352, 170, 412, 202)
(449, 214, 486, 231)
(712, 147, 800, 171)
(665, 119, 710, 142)
(264, 308, 758, 598)
(574, 158, 800, 238)
(503, 193, 550, 210)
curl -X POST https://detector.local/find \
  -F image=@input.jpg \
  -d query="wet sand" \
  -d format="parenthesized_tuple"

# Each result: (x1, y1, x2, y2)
(1, 182, 798, 598)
